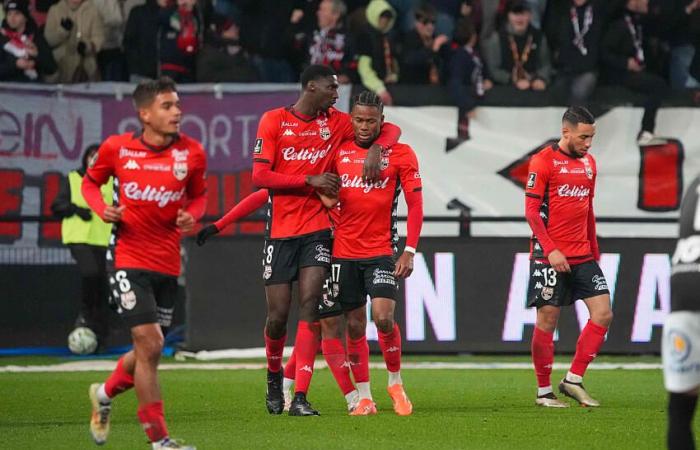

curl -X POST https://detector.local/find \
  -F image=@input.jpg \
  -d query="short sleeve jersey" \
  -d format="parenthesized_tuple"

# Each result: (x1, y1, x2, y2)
(331, 141, 422, 259)
(671, 176, 700, 312)
(253, 106, 354, 239)
(525, 144, 596, 261)
(86, 132, 207, 276)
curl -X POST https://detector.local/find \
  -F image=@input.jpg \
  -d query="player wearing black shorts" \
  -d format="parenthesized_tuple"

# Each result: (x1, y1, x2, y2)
(664, 175, 700, 450)
(525, 107, 613, 408)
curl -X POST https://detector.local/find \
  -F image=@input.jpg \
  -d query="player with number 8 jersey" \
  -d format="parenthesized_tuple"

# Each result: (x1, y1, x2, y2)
(524, 106, 612, 410)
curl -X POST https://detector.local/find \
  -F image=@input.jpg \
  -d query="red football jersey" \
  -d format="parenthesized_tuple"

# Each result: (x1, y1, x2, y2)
(525, 144, 597, 261)
(253, 106, 355, 239)
(331, 141, 422, 259)
(87, 132, 207, 276)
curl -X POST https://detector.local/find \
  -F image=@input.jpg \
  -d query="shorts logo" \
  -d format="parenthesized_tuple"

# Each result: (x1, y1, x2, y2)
(592, 274, 608, 291)
(372, 268, 397, 286)
(315, 244, 331, 264)
(173, 161, 188, 181)
(527, 172, 537, 189)
(668, 329, 692, 363)
(120, 291, 137, 310)
(254, 138, 263, 154)
(263, 265, 272, 280)
(323, 297, 335, 308)
(333, 283, 339, 298)
(541, 286, 554, 301)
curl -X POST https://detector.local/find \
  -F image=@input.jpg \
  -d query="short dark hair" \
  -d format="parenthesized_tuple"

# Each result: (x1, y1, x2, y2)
(81, 143, 100, 171)
(300, 64, 337, 88)
(453, 18, 476, 46)
(562, 106, 595, 126)
(352, 90, 383, 113)
(415, 2, 436, 21)
(132, 76, 178, 110)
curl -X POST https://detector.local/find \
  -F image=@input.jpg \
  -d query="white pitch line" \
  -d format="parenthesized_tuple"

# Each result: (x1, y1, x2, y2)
(0, 361, 661, 373)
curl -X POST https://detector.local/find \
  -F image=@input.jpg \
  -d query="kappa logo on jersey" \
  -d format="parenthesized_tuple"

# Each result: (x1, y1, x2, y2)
(119, 147, 147, 159)
(173, 161, 188, 180)
(342, 157, 351, 163)
(282, 145, 331, 164)
(122, 182, 186, 207)
(283, 128, 296, 137)
(254, 138, 263, 154)
(123, 159, 141, 170)
(527, 172, 537, 188)
(559, 167, 569, 174)
(557, 184, 591, 199)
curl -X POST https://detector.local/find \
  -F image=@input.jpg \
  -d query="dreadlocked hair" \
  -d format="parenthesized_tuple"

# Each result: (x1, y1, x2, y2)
(352, 90, 384, 113)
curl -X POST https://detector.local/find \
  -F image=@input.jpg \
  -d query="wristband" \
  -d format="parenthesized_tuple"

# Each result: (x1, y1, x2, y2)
(404, 246, 416, 254)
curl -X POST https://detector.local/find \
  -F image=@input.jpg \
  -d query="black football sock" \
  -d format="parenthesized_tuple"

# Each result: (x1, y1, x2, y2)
(668, 392, 698, 450)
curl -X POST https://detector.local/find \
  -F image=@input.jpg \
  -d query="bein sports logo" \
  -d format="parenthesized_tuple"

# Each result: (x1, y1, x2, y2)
(557, 184, 590, 199)
(122, 182, 185, 207)
(341, 174, 390, 193)
(281, 145, 330, 164)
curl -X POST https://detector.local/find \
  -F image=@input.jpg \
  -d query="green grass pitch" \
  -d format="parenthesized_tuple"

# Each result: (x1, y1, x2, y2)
(0, 356, 688, 449)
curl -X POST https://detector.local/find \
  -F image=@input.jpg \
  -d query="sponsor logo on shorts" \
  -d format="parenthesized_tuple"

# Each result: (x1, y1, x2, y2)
(120, 291, 136, 310)
(315, 244, 331, 264)
(372, 268, 397, 287)
(541, 286, 554, 301)
(263, 265, 272, 280)
(527, 172, 537, 188)
(592, 274, 608, 291)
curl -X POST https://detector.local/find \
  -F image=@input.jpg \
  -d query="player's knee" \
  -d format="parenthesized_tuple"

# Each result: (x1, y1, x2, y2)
(132, 333, 163, 363)
(346, 318, 366, 340)
(375, 317, 394, 334)
(265, 318, 287, 338)
(593, 308, 613, 327)
(321, 317, 341, 339)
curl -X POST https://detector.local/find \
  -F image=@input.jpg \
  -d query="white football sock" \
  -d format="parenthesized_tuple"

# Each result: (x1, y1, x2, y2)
(388, 370, 402, 386)
(537, 386, 553, 397)
(96, 383, 111, 404)
(566, 371, 583, 384)
(357, 382, 372, 400)
(345, 389, 359, 408)
(283, 377, 294, 395)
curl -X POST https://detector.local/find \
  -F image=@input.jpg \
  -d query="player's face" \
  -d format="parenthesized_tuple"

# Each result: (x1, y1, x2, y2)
(564, 122, 595, 158)
(351, 104, 383, 147)
(311, 75, 339, 111)
(140, 91, 182, 136)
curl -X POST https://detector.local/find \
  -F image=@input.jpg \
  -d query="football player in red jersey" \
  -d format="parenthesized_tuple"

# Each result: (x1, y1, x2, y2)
(81, 77, 206, 450)
(316, 91, 423, 416)
(251, 65, 401, 416)
(525, 106, 613, 409)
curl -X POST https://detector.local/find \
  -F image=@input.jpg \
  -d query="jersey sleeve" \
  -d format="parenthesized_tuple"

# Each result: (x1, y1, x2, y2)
(252, 111, 280, 166)
(86, 137, 117, 185)
(524, 152, 550, 199)
(335, 110, 355, 141)
(398, 147, 422, 193)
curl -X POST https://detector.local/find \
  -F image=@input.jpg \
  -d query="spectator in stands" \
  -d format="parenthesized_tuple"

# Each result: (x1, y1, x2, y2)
(664, 0, 700, 89)
(357, 0, 399, 105)
(51, 144, 113, 346)
(482, 0, 551, 91)
(123, 0, 166, 82)
(303, 0, 357, 84)
(400, 2, 450, 84)
(92, 0, 143, 81)
(196, 14, 258, 82)
(549, 0, 607, 104)
(44, 0, 104, 83)
(457, 0, 483, 35)
(447, 18, 492, 140)
(158, 0, 202, 82)
(30, 0, 59, 28)
(602, 0, 669, 145)
(0, 0, 56, 81)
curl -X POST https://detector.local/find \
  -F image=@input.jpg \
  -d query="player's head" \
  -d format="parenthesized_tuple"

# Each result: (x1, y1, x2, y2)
(80, 143, 100, 172)
(132, 77, 181, 136)
(351, 91, 384, 147)
(561, 106, 595, 158)
(300, 64, 339, 111)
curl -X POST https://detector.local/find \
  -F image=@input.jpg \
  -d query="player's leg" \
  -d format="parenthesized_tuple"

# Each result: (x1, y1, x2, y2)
(373, 298, 411, 415)
(345, 305, 376, 416)
(282, 348, 296, 411)
(264, 283, 292, 414)
(320, 313, 359, 412)
(89, 350, 135, 444)
(663, 311, 700, 449)
(560, 261, 612, 406)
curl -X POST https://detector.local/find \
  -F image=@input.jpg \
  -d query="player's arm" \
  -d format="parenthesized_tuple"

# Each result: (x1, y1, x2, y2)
(196, 189, 270, 246)
(339, 112, 402, 183)
(524, 155, 570, 272)
(317, 192, 338, 208)
(81, 139, 124, 223)
(252, 111, 339, 194)
(177, 149, 208, 233)
(395, 148, 424, 278)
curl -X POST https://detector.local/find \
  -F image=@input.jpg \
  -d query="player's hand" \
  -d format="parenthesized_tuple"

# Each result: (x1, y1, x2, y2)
(75, 206, 93, 221)
(515, 78, 531, 90)
(176, 209, 195, 232)
(306, 173, 340, 197)
(317, 192, 338, 209)
(196, 224, 219, 246)
(103, 205, 125, 223)
(627, 58, 643, 72)
(531, 79, 546, 91)
(547, 249, 570, 273)
(363, 144, 383, 184)
(394, 251, 414, 278)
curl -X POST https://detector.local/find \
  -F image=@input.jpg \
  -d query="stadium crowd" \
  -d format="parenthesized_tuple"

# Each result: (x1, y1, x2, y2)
(1, 0, 699, 141)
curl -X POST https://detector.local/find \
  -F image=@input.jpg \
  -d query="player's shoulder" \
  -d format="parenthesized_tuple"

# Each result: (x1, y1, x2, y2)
(529, 145, 557, 166)
(177, 133, 204, 151)
(327, 106, 348, 119)
(390, 142, 417, 158)
(100, 132, 138, 154)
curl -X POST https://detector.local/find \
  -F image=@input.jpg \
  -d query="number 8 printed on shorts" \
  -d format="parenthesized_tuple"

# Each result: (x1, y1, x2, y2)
(265, 245, 274, 264)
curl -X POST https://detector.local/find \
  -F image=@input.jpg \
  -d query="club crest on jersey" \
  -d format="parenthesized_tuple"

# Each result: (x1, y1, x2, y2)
(254, 138, 263, 154)
(527, 172, 537, 189)
(320, 127, 331, 140)
(173, 161, 188, 180)
(380, 157, 389, 170)
(541, 286, 554, 301)
(582, 156, 593, 179)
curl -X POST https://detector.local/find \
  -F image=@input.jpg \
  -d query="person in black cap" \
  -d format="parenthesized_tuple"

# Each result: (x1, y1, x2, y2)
(482, 0, 551, 91)
(0, 0, 56, 81)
